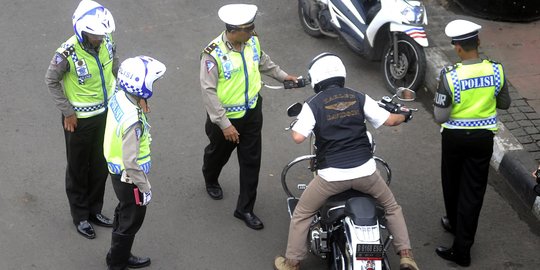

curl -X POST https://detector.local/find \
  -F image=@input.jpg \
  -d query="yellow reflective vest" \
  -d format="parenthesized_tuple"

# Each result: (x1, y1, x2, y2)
(56, 34, 116, 118)
(205, 33, 262, 119)
(103, 90, 151, 175)
(441, 59, 504, 131)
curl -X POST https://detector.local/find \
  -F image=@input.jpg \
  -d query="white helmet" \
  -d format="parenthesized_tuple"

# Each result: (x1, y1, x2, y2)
(117, 56, 167, 99)
(72, 0, 115, 43)
(308, 52, 346, 90)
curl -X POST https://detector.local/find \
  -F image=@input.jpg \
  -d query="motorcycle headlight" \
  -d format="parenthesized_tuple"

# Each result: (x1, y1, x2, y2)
(401, 1, 425, 25)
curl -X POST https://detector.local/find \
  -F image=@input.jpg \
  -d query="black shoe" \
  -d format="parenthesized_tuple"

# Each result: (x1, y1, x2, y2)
(435, 246, 471, 267)
(234, 210, 264, 230)
(107, 251, 151, 268)
(76, 220, 95, 239)
(440, 216, 455, 234)
(90, 213, 113, 227)
(206, 185, 223, 200)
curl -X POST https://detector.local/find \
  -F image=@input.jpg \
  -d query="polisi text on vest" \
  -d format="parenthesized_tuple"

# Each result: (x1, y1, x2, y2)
(459, 75, 495, 91)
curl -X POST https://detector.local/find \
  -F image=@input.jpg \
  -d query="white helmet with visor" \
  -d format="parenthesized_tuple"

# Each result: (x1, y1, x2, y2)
(308, 52, 346, 91)
(72, 0, 115, 43)
(117, 56, 167, 99)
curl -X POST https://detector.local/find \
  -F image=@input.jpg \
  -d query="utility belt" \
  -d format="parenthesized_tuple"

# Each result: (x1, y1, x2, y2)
(442, 128, 494, 137)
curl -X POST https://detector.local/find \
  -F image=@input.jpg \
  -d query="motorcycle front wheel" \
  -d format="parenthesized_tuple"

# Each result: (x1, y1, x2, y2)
(381, 34, 426, 94)
(297, 0, 323, 37)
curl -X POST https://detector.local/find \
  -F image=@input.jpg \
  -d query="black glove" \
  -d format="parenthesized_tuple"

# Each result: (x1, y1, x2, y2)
(399, 108, 413, 122)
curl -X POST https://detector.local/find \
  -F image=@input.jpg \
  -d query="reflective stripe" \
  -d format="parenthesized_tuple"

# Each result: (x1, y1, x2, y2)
(107, 162, 121, 175)
(492, 63, 502, 96)
(451, 63, 502, 103)
(444, 116, 497, 129)
(140, 160, 151, 174)
(223, 93, 258, 112)
(450, 69, 461, 103)
(213, 46, 231, 80)
(250, 37, 259, 62)
(107, 160, 151, 175)
(66, 44, 85, 85)
(73, 103, 105, 112)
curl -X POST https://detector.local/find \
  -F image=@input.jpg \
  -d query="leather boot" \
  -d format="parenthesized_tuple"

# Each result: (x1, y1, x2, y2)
(108, 232, 134, 270)
(107, 251, 151, 269)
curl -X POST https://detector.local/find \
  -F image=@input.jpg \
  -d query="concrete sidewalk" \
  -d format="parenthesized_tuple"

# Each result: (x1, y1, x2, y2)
(422, 0, 540, 219)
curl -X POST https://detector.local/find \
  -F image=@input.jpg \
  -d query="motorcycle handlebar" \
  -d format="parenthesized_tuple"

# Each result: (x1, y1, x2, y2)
(262, 76, 309, 90)
(377, 96, 418, 114)
(283, 77, 309, 89)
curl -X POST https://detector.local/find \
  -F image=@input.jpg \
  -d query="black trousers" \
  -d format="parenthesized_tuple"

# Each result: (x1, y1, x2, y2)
(441, 128, 494, 255)
(110, 174, 147, 235)
(63, 112, 109, 224)
(202, 97, 263, 213)
(109, 174, 147, 269)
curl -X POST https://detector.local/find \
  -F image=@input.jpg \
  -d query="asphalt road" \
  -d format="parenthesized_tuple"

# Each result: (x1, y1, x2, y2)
(1, 0, 539, 269)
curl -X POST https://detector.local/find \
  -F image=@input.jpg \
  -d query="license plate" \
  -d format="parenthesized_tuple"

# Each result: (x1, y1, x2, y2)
(356, 244, 384, 259)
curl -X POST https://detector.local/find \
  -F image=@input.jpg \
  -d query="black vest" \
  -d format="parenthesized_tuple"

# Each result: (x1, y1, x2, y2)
(306, 86, 373, 169)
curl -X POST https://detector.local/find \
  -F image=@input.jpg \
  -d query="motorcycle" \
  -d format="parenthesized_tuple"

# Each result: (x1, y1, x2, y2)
(281, 87, 416, 270)
(297, 0, 428, 94)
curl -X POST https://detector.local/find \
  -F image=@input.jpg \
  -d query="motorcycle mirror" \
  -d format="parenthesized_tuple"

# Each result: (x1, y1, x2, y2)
(395, 87, 416, 102)
(287, 102, 303, 117)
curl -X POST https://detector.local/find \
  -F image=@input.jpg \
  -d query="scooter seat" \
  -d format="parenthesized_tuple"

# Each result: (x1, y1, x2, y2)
(366, 2, 381, 24)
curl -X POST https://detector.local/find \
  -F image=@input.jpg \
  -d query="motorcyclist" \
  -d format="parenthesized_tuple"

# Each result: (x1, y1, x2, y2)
(274, 52, 419, 270)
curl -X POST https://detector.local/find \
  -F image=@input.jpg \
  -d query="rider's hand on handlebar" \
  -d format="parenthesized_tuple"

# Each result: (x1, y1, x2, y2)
(399, 107, 413, 122)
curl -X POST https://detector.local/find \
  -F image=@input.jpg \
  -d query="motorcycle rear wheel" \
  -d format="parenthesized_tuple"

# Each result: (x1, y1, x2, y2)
(330, 236, 349, 270)
(381, 34, 426, 94)
(298, 0, 323, 37)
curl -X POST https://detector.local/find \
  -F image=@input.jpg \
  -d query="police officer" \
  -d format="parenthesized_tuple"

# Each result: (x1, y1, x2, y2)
(274, 53, 419, 270)
(103, 56, 166, 270)
(45, 0, 116, 239)
(433, 20, 511, 267)
(200, 4, 298, 230)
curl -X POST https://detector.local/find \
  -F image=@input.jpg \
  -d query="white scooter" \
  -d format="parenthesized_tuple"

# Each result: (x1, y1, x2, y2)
(298, 0, 428, 93)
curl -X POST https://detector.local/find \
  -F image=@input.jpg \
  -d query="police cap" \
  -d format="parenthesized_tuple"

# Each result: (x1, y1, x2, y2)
(218, 4, 257, 27)
(445, 19, 482, 44)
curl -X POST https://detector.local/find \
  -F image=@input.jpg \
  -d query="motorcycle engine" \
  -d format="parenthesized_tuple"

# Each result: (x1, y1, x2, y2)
(309, 224, 329, 258)
(318, 9, 334, 32)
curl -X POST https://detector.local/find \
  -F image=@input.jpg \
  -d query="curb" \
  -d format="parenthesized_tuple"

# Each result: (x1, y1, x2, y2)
(423, 46, 540, 220)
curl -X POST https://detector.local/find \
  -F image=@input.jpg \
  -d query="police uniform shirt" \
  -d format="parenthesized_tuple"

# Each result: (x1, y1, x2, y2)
(292, 94, 389, 181)
(45, 41, 119, 117)
(200, 32, 288, 130)
(433, 58, 511, 124)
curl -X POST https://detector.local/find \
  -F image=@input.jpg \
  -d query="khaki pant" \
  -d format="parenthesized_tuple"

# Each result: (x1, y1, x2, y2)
(285, 170, 411, 261)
